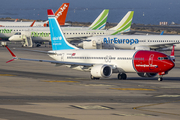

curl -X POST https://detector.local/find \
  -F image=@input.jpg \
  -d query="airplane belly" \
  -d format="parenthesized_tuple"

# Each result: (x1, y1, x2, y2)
(32, 37, 50, 42)
(114, 44, 134, 49)
(116, 60, 136, 73)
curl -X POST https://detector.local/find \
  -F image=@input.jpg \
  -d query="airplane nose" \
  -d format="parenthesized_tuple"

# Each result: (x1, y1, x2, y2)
(8, 36, 14, 41)
(166, 60, 175, 71)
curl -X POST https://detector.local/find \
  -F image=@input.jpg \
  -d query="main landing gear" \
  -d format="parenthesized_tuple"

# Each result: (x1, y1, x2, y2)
(90, 75, 100, 80)
(117, 73, 127, 80)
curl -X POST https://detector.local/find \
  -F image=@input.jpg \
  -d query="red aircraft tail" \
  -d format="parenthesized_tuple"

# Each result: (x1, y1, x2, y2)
(44, 3, 69, 26)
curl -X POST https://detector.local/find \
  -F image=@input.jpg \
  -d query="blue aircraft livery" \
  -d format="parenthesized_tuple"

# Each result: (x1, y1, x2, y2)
(103, 37, 139, 45)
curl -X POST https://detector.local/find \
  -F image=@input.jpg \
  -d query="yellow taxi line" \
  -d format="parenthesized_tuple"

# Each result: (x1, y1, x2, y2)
(110, 88, 155, 91)
(43, 80, 79, 83)
(0, 74, 16, 76)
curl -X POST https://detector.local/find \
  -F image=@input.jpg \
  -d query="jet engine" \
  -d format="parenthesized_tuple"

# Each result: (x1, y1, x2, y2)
(137, 73, 157, 77)
(78, 39, 103, 49)
(91, 65, 112, 78)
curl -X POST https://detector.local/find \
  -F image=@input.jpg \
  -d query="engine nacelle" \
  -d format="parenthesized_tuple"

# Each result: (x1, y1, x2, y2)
(137, 73, 157, 77)
(83, 40, 96, 49)
(78, 39, 103, 49)
(91, 65, 112, 78)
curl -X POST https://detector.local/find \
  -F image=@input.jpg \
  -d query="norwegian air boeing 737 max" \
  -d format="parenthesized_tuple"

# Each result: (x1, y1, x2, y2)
(6, 9, 175, 81)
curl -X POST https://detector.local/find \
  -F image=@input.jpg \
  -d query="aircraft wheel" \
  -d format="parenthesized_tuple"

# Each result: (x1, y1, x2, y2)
(121, 73, 127, 80)
(118, 73, 127, 80)
(90, 75, 100, 80)
(158, 77, 163, 81)
(118, 74, 121, 80)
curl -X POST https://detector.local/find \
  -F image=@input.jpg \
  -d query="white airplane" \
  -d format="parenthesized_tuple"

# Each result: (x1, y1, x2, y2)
(0, 9, 109, 42)
(0, 3, 70, 27)
(78, 35, 180, 50)
(8, 11, 134, 47)
(62, 9, 109, 30)
(6, 9, 175, 81)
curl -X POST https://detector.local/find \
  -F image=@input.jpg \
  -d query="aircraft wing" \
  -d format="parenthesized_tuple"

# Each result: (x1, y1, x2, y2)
(6, 46, 92, 67)
(135, 42, 180, 50)
(6, 46, 118, 69)
(19, 58, 93, 67)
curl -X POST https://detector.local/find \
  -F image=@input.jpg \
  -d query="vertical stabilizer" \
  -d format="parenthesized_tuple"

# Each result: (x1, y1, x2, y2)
(89, 9, 109, 30)
(55, 3, 69, 25)
(44, 3, 69, 26)
(48, 9, 78, 51)
(109, 11, 134, 35)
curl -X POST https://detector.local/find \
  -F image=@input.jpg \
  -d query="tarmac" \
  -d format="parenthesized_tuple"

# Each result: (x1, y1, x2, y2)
(0, 43, 180, 120)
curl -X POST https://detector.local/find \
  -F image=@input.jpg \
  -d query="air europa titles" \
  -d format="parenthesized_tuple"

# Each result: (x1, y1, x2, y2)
(56, 4, 68, 18)
(103, 37, 139, 45)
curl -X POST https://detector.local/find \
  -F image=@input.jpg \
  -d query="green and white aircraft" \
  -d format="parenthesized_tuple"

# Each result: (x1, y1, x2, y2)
(7, 11, 134, 47)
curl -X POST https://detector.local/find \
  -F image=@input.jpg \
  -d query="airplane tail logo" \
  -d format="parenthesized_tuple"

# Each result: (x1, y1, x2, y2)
(89, 9, 109, 30)
(44, 3, 69, 26)
(47, 9, 78, 51)
(55, 3, 69, 25)
(109, 11, 134, 35)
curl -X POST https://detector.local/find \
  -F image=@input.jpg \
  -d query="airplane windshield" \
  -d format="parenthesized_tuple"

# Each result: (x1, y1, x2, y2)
(14, 32, 21, 35)
(158, 56, 170, 60)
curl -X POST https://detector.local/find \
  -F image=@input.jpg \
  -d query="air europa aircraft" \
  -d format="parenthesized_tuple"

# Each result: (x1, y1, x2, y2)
(0, 3, 70, 27)
(78, 35, 180, 50)
(8, 11, 133, 47)
(6, 9, 175, 81)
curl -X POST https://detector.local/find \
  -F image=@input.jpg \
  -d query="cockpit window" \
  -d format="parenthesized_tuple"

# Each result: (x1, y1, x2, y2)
(158, 56, 170, 60)
(14, 32, 21, 35)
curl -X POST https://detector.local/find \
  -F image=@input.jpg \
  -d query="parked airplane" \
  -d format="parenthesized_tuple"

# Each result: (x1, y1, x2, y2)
(62, 9, 109, 30)
(0, 9, 109, 42)
(0, 3, 70, 27)
(6, 9, 175, 81)
(8, 11, 134, 47)
(78, 35, 180, 50)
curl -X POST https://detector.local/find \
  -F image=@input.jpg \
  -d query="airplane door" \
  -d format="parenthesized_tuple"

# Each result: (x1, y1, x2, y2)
(61, 53, 64, 61)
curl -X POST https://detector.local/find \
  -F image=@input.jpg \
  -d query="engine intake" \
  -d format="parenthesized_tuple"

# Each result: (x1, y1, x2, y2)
(91, 65, 112, 78)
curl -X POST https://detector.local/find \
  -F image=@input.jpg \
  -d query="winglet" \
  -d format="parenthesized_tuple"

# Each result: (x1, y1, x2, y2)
(170, 45, 175, 62)
(30, 20, 36, 27)
(15, 19, 18, 22)
(6, 46, 18, 63)
(160, 31, 164, 35)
